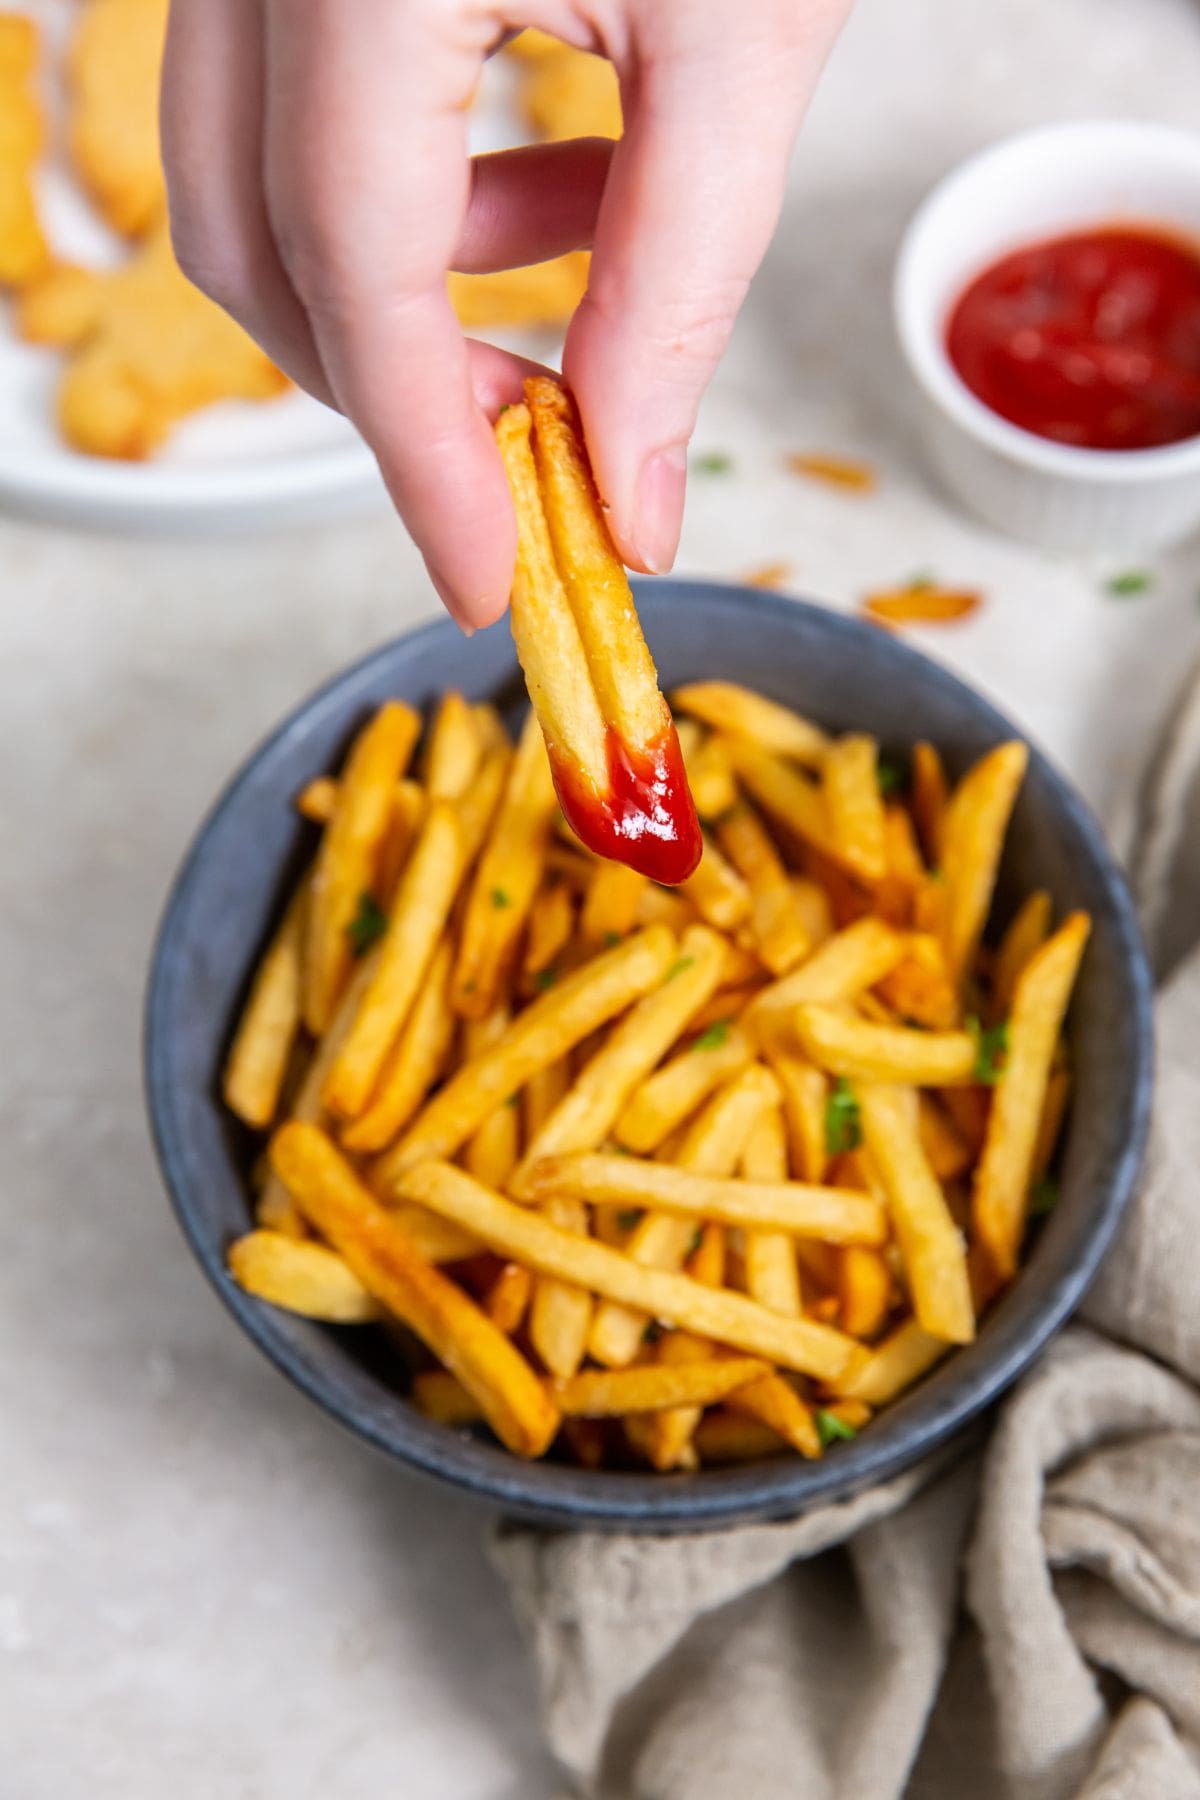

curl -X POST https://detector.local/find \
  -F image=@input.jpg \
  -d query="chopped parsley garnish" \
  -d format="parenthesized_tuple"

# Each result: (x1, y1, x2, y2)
(689, 1227, 704, 1254)
(504, 1093, 520, 1109)
(877, 755, 906, 796)
(535, 966, 559, 991)
(490, 887, 510, 909)
(346, 891, 387, 957)
(666, 955, 696, 981)
(906, 570, 937, 590)
(691, 1019, 731, 1052)
(616, 1209, 642, 1231)
(1029, 1176, 1059, 1218)
(968, 1015, 1009, 1085)
(1105, 570, 1153, 597)
(693, 451, 733, 476)
(496, 402, 511, 416)
(815, 1409, 858, 1446)
(604, 930, 623, 948)
(824, 1078, 862, 1155)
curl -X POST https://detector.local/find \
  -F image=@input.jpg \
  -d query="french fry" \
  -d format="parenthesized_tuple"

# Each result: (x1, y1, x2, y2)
(376, 780, 427, 901)
(340, 938, 456, 1152)
(453, 710, 557, 1018)
(795, 1006, 977, 1085)
(471, 702, 510, 753)
(529, 1196, 593, 1379)
(411, 1369, 482, 1426)
(740, 1103, 803, 1318)
(822, 735, 888, 884)
(876, 933, 959, 1030)
(527, 1152, 888, 1244)
(791, 876, 834, 949)
(681, 832, 753, 930)
(911, 741, 947, 864)
(671, 682, 829, 766)
(862, 585, 982, 627)
(728, 1373, 822, 1459)
(612, 1022, 755, 1153)
(486, 1261, 533, 1334)
(635, 881, 696, 932)
(749, 917, 906, 1020)
(522, 880, 576, 983)
(511, 923, 727, 1192)
(501, 381, 700, 882)
(917, 1093, 973, 1181)
(579, 860, 646, 946)
(682, 732, 738, 820)
(716, 803, 811, 975)
(857, 1083, 974, 1344)
(875, 804, 925, 926)
(223, 885, 307, 1129)
(992, 888, 1053, 1016)
(453, 742, 512, 875)
(770, 1054, 828, 1183)
(786, 452, 876, 493)
(839, 1246, 892, 1339)
(832, 1318, 950, 1403)
(389, 1203, 482, 1264)
(522, 1055, 571, 1142)
(644, 1274, 723, 1470)
(462, 1005, 521, 1191)
(422, 691, 481, 800)
(228, 1229, 380, 1322)
(296, 775, 337, 823)
(973, 914, 1090, 1278)
(694, 1412, 789, 1463)
(323, 802, 462, 1118)
(395, 1158, 864, 1382)
(552, 1357, 768, 1418)
(270, 1124, 559, 1456)
(940, 742, 1028, 982)
(723, 738, 840, 864)
(382, 925, 677, 1175)
(304, 701, 420, 1033)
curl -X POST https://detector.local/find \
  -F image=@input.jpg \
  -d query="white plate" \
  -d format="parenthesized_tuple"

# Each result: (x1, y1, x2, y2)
(0, 3, 540, 533)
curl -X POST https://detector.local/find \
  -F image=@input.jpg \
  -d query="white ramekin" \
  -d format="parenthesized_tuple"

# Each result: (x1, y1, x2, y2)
(894, 120, 1200, 554)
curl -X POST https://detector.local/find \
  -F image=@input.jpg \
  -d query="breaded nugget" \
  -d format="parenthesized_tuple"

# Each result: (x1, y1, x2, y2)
(68, 0, 169, 236)
(518, 46, 622, 142)
(448, 252, 590, 329)
(0, 14, 50, 287)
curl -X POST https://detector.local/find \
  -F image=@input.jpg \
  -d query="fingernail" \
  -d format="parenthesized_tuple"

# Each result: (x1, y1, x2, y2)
(632, 443, 688, 574)
(427, 562, 479, 637)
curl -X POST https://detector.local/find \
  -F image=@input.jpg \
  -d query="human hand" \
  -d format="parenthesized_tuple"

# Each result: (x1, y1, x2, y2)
(161, 2, 852, 629)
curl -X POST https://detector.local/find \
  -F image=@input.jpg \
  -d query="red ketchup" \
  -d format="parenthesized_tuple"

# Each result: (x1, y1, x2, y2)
(946, 225, 1200, 451)
(549, 725, 702, 885)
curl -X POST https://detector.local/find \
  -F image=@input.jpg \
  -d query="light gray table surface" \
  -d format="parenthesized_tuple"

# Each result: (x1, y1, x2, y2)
(4, 1, 1200, 1795)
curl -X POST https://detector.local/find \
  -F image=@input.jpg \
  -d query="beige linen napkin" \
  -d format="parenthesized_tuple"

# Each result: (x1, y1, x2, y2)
(492, 664, 1200, 1800)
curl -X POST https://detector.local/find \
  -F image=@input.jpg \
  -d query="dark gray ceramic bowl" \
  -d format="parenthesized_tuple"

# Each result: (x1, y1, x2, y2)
(145, 581, 1153, 1530)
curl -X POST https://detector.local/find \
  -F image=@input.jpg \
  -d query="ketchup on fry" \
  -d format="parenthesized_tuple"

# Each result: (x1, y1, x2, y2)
(550, 726, 702, 886)
(946, 225, 1200, 451)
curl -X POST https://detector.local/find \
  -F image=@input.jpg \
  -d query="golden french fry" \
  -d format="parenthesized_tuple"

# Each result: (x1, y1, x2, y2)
(228, 1229, 380, 1322)
(749, 917, 906, 1021)
(790, 876, 834, 949)
(832, 1318, 950, 1403)
(681, 731, 738, 820)
(527, 1151, 888, 1244)
(723, 737, 841, 866)
(940, 742, 1028, 982)
(911, 740, 947, 864)
(973, 914, 1089, 1278)
(716, 803, 810, 975)
(271, 1124, 558, 1456)
(376, 780, 427, 902)
(643, 1313, 721, 1471)
(839, 1246, 892, 1339)
(453, 742, 513, 878)
(769, 1053, 828, 1183)
(422, 690, 481, 799)
(992, 888, 1053, 1016)
(740, 1102, 803, 1317)
(223, 885, 307, 1129)
(0, 16, 49, 288)
(522, 1055, 571, 1142)
(382, 925, 677, 1175)
(339, 938, 456, 1152)
(786, 451, 876, 492)
(857, 1082, 974, 1344)
(529, 1196, 593, 1380)
(694, 1413, 790, 1463)
(323, 802, 462, 1118)
(635, 880, 696, 932)
(511, 923, 727, 1193)
(460, 1005, 521, 1191)
(499, 384, 699, 883)
(612, 1022, 754, 1153)
(486, 1261, 534, 1334)
(861, 585, 981, 627)
(876, 933, 959, 1030)
(917, 1094, 973, 1181)
(410, 1369, 482, 1426)
(448, 254, 590, 330)
(388, 1203, 482, 1264)
(553, 1357, 768, 1418)
(395, 1158, 864, 1382)
(728, 1373, 822, 1459)
(453, 710, 557, 1018)
(296, 775, 337, 823)
(517, 42, 622, 140)
(681, 832, 753, 931)
(795, 1005, 977, 1086)
(672, 683, 829, 766)
(303, 702, 420, 1033)
(579, 859, 646, 946)
(522, 879, 576, 984)
(822, 734, 888, 884)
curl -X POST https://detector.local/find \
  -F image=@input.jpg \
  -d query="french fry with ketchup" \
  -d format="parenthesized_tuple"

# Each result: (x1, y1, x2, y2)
(496, 381, 701, 883)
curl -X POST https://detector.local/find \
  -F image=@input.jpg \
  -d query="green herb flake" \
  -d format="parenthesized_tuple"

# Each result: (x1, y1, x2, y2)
(496, 402, 511, 416)
(693, 451, 733, 476)
(877, 755, 906, 797)
(968, 1015, 1009, 1085)
(604, 931, 623, 948)
(689, 1228, 704, 1254)
(666, 955, 696, 982)
(824, 1078, 862, 1156)
(616, 1209, 642, 1231)
(504, 1093, 520, 1109)
(1029, 1176, 1059, 1218)
(816, 1409, 858, 1447)
(490, 887, 510, 909)
(1105, 570, 1153, 597)
(691, 1019, 731, 1053)
(535, 966, 559, 992)
(906, 570, 937, 591)
(346, 891, 387, 958)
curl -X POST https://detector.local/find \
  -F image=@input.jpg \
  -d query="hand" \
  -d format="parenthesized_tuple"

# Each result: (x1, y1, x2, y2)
(161, 2, 852, 629)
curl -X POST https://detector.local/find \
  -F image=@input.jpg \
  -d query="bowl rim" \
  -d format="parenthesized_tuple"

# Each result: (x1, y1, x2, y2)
(893, 117, 1200, 483)
(144, 581, 1155, 1529)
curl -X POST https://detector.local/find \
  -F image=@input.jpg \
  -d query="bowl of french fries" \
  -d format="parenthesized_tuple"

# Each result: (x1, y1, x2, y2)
(144, 589, 1150, 1528)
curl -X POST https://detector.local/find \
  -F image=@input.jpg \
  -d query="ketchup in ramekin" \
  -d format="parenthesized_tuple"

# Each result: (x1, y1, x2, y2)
(946, 225, 1200, 451)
